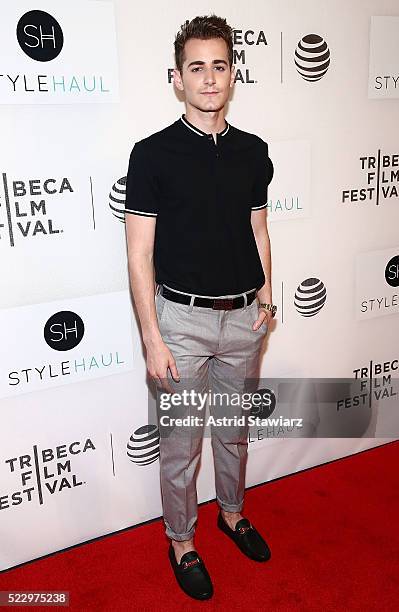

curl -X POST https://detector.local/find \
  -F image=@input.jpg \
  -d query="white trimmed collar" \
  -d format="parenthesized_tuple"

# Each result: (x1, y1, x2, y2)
(180, 113, 230, 137)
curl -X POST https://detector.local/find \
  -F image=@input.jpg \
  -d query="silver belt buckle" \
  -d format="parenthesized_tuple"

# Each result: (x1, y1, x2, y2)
(212, 298, 234, 310)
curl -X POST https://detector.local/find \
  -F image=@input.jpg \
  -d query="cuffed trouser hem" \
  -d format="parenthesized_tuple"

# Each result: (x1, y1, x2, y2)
(165, 526, 195, 542)
(216, 495, 244, 513)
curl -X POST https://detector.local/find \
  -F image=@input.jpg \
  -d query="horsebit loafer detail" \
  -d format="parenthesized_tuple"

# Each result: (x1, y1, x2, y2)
(217, 511, 271, 562)
(168, 544, 214, 600)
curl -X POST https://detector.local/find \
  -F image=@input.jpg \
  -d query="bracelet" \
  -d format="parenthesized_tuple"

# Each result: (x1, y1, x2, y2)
(257, 302, 277, 318)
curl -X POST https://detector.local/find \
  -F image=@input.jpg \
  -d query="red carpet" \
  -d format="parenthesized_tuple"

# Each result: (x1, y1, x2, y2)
(1, 441, 398, 611)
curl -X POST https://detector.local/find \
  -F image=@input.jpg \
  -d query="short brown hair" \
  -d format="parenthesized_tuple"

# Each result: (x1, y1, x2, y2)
(174, 14, 234, 74)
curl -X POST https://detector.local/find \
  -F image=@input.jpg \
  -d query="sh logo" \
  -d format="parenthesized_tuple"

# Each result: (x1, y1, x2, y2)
(44, 311, 85, 351)
(17, 10, 64, 61)
(385, 255, 399, 288)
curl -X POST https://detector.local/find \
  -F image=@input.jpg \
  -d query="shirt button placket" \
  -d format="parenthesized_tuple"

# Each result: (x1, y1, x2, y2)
(208, 133, 219, 158)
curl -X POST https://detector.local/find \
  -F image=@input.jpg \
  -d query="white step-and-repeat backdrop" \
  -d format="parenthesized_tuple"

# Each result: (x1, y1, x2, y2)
(1, 1, 398, 571)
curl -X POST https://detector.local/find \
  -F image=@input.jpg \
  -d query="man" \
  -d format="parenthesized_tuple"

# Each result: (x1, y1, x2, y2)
(125, 14, 276, 601)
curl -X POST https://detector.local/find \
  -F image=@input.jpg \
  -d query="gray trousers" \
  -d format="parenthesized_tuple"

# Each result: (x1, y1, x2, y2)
(154, 286, 268, 541)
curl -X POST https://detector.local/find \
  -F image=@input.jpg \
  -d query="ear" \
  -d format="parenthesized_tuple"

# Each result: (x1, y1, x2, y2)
(230, 65, 236, 87)
(173, 68, 184, 91)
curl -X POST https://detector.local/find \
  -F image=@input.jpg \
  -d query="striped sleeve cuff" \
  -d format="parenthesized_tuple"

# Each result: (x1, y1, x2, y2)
(251, 203, 267, 210)
(124, 209, 158, 217)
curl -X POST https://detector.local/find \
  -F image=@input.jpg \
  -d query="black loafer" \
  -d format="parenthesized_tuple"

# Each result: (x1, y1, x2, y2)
(168, 543, 213, 600)
(217, 511, 271, 562)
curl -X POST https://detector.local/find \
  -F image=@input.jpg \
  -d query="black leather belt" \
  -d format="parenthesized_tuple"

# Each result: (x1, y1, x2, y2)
(159, 285, 257, 310)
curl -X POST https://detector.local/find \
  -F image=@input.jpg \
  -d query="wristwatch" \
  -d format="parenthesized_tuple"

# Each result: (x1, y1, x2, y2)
(258, 302, 277, 318)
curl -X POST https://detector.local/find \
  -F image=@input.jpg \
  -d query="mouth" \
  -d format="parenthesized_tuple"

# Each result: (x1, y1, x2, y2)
(201, 91, 219, 95)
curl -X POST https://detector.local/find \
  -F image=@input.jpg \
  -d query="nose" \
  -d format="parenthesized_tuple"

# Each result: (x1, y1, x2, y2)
(203, 67, 216, 85)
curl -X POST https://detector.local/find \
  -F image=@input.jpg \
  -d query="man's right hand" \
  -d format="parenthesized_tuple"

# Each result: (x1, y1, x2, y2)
(145, 336, 180, 393)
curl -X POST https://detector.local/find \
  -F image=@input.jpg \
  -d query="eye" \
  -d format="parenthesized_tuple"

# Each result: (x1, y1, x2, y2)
(215, 66, 225, 71)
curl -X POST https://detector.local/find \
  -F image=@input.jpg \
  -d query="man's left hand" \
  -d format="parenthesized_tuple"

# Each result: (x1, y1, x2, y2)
(252, 307, 272, 331)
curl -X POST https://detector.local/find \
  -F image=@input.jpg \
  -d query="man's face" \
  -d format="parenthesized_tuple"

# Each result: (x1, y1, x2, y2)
(174, 37, 235, 113)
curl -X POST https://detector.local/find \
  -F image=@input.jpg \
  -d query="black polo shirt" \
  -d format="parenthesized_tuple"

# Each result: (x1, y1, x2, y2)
(125, 114, 274, 296)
